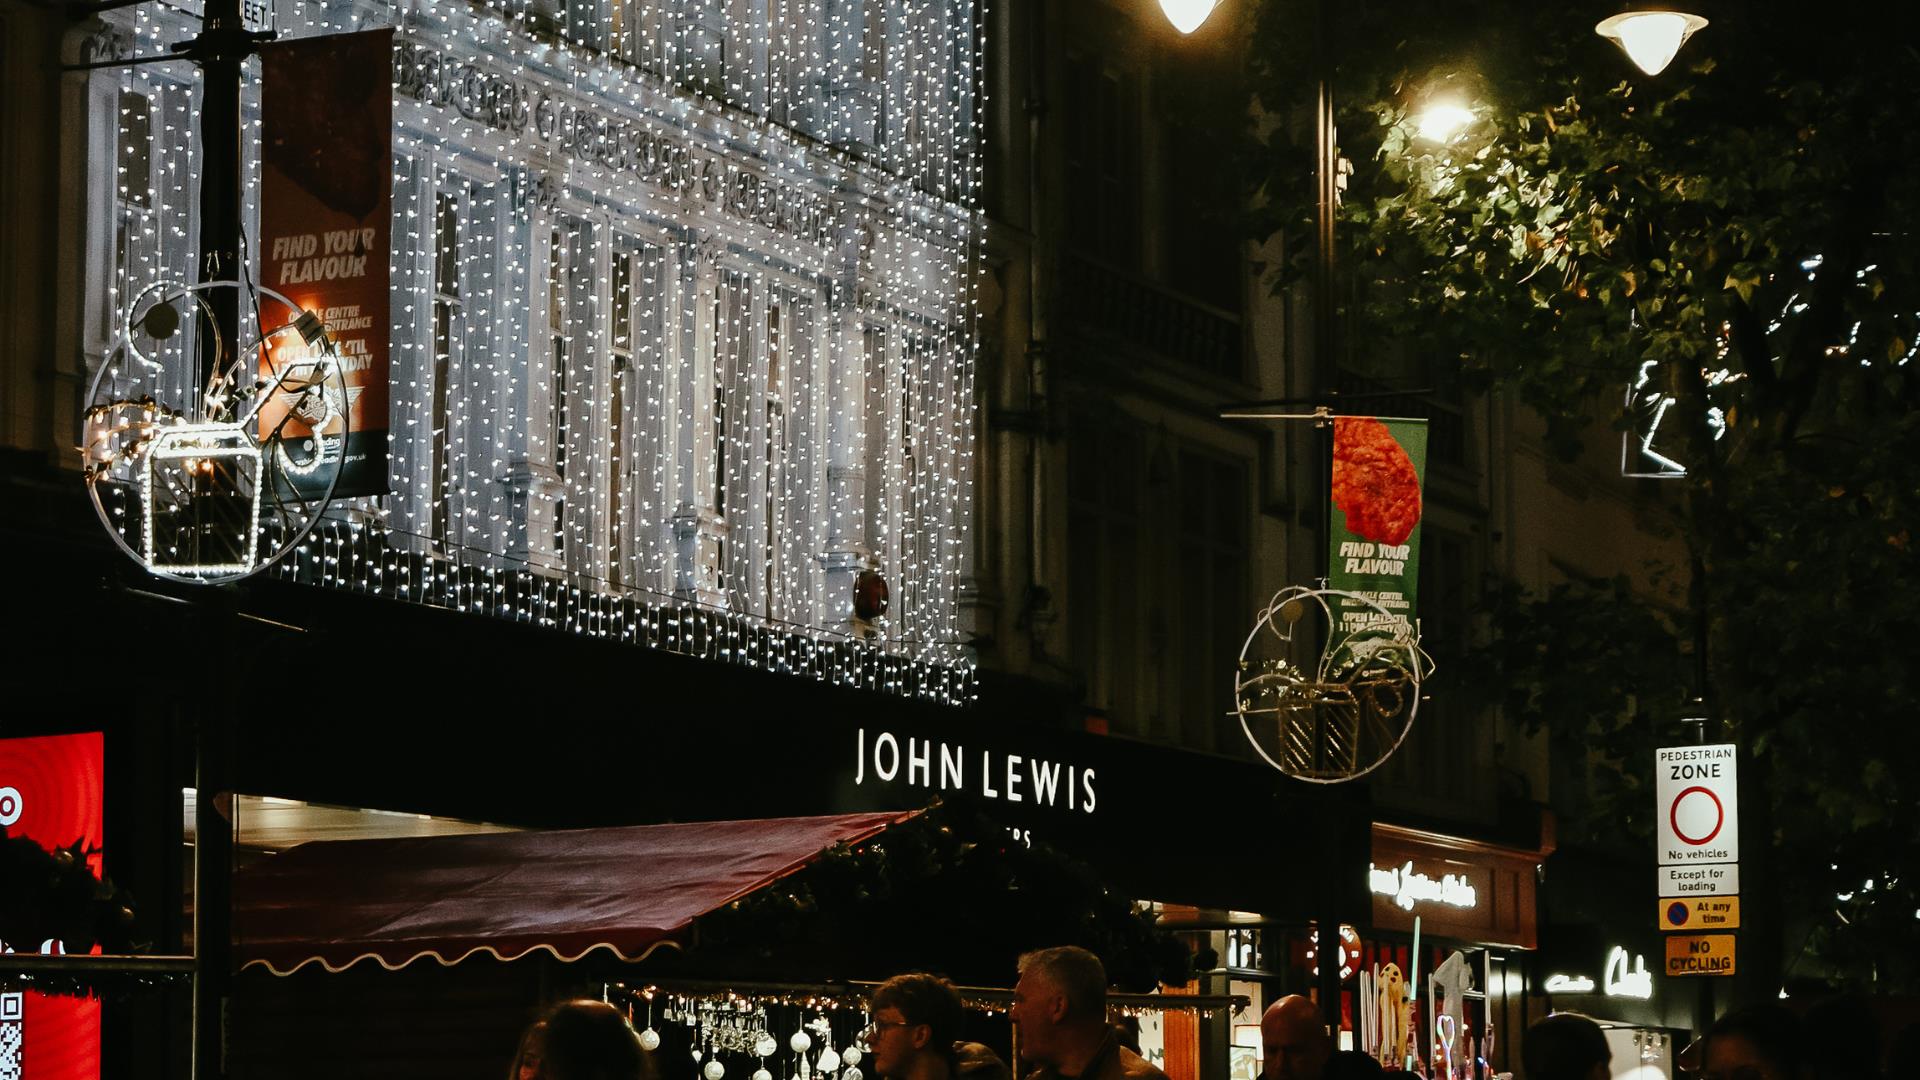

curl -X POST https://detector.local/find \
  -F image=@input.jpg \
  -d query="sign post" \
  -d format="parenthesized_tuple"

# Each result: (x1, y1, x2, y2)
(1655, 744, 1738, 977)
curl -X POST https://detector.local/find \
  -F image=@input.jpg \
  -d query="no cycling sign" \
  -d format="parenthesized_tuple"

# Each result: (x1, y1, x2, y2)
(1656, 744, 1739, 864)
(1657, 743, 1740, 976)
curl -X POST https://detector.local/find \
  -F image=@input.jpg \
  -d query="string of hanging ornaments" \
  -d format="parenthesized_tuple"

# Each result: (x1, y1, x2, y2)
(90, 0, 987, 703)
(608, 983, 1248, 1080)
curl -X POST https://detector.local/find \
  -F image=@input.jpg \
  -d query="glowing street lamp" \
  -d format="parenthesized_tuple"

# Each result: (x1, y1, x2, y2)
(1159, 0, 1220, 35)
(1414, 100, 1476, 144)
(1595, 8, 1709, 76)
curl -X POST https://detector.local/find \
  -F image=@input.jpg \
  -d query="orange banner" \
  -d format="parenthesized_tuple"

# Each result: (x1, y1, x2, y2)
(259, 29, 393, 497)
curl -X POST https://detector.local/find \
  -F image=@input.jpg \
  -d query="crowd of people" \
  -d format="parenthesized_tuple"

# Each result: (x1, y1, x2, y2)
(502, 946, 1899, 1080)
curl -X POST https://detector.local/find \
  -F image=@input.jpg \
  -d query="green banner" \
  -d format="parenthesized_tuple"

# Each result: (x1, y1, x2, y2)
(1328, 416, 1428, 664)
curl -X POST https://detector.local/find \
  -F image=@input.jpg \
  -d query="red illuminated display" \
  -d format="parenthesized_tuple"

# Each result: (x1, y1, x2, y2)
(0, 732, 105, 1080)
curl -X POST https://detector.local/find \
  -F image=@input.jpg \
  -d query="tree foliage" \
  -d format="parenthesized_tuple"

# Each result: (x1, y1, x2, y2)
(1246, 0, 1920, 989)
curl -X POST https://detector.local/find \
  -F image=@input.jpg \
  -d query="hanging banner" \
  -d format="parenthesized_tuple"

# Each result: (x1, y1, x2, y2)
(259, 29, 394, 497)
(1328, 416, 1428, 657)
(0, 732, 106, 1080)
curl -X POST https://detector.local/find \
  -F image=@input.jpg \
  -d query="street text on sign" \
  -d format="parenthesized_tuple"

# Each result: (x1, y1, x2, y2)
(1659, 896, 1741, 931)
(1655, 744, 1739, 865)
(1664, 933, 1736, 977)
(1658, 863, 1739, 897)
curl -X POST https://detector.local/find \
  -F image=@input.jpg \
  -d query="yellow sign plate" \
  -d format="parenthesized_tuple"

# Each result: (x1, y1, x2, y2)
(1665, 933, 1737, 977)
(1659, 896, 1741, 931)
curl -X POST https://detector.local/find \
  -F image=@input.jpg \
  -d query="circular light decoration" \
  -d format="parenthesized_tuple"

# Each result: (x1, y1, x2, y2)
(1306, 924, 1362, 982)
(82, 279, 349, 584)
(1233, 585, 1432, 783)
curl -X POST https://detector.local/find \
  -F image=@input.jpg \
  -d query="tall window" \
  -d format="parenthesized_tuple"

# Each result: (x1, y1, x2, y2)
(897, 336, 928, 638)
(763, 296, 788, 616)
(861, 324, 891, 617)
(1068, 415, 1143, 727)
(612, 0, 668, 71)
(609, 249, 635, 587)
(604, 240, 674, 592)
(714, 269, 754, 605)
(114, 88, 155, 296)
(430, 187, 462, 551)
(1064, 55, 1139, 270)
(547, 218, 591, 568)
(1172, 450, 1246, 752)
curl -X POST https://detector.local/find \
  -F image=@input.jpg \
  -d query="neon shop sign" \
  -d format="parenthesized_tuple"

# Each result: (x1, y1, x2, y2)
(1543, 946, 1654, 1000)
(1369, 861, 1479, 911)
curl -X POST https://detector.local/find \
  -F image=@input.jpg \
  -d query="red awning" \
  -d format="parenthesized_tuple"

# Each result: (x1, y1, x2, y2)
(234, 810, 919, 975)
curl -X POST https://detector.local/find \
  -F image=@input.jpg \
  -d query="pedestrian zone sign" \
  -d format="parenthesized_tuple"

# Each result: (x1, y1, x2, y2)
(1659, 896, 1741, 931)
(1656, 744, 1738, 864)
(1665, 933, 1736, 977)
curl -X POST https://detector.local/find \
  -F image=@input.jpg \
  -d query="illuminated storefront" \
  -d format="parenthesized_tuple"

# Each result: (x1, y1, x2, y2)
(80, 0, 983, 702)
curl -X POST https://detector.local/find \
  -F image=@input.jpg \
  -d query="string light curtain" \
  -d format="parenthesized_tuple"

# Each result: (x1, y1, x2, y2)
(90, 0, 985, 703)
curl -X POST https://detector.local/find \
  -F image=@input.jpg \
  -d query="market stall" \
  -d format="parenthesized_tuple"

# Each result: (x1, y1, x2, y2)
(228, 804, 1218, 1080)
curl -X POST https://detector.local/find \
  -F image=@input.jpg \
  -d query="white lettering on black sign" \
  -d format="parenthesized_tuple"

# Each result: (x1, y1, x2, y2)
(852, 727, 1097, 815)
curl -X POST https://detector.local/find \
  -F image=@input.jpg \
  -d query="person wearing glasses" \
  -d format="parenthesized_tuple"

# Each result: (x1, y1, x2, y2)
(1009, 947, 1166, 1080)
(865, 973, 1011, 1080)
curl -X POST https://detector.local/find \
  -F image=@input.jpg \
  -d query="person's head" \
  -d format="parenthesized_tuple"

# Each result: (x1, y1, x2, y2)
(511, 1019, 549, 1080)
(1521, 1013, 1610, 1080)
(867, 973, 966, 1078)
(539, 999, 653, 1080)
(1700, 1005, 1808, 1080)
(1112, 1017, 1142, 1056)
(1260, 996, 1331, 1080)
(1799, 996, 1880, 1080)
(1011, 947, 1109, 1064)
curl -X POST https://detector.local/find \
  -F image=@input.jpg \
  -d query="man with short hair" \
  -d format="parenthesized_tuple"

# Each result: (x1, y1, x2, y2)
(1521, 1013, 1611, 1080)
(1010, 947, 1167, 1080)
(1260, 996, 1333, 1080)
(867, 973, 1011, 1080)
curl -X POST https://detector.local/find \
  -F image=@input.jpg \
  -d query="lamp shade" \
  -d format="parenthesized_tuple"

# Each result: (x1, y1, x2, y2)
(1595, 9, 1708, 76)
(1159, 0, 1219, 35)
